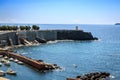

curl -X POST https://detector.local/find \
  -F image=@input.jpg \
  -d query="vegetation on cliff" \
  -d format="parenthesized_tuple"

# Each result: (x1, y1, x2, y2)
(0, 25, 39, 31)
(0, 25, 18, 30)
(32, 25, 40, 30)
(20, 26, 31, 30)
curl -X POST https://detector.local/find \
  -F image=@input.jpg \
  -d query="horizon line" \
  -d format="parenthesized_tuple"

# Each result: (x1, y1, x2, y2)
(0, 22, 115, 25)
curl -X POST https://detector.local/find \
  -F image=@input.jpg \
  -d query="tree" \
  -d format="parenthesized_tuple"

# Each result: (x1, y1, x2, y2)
(20, 26, 26, 30)
(36, 26, 39, 30)
(1, 25, 8, 30)
(8, 26, 12, 30)
(0, 25, 18, 31)
(0, 26, 2, 30)
(25, 26, 31, 30)
(32, 25, 39, 30)
(12, 26, 18, 30)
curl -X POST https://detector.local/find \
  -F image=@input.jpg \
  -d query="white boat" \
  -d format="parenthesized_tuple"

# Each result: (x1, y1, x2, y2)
(73, 64, 77, 68)
(4, 60, 10, 66)
(4, 56, 8, 59)
(17, 61, 24, 65)
(1, 59, 5, 63)
(14, 59, 19, 63)
(0, 55, 3, 58)
(6, 69, 16, 75)
(0, 70, 5, 76)
(0, 62, 2, 66)
(9, 58, 14, 61)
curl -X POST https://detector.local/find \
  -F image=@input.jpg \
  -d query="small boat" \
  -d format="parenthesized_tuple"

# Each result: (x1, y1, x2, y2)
(73, 64, 77, 68)
(14, 59, 18, 62)
(0, 70, 5, 76)
(0, 55, 3, 58)
(0, 62, 2, 66)
(1, 59, 5, 63)
(6, 69, 16, 75)
(9, 58, 14, 61)
(4, 56, 8, 60)
(4, 60, 10, 66)
(17, 61, 24, 65)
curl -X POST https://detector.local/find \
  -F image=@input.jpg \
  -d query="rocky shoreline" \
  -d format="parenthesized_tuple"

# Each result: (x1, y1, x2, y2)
(67, 72, 111, 80)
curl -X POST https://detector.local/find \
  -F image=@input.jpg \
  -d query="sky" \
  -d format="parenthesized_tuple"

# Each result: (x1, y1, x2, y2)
(0, 0, 120, 24)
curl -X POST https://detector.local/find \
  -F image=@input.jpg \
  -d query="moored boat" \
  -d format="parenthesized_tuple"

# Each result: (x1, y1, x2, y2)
(6, 69, 16, 75)
(4, 56, 8, 60)
(4, 60, 10, 66)
(1, 59, 6, 63)
(0, 70, 5, 76)
(0, 62, 2, 66)
(17, 61, 24, 65)
(9, 58, 14, 61)
(0, 55, 3, 58)
(14, 59, 19, 63)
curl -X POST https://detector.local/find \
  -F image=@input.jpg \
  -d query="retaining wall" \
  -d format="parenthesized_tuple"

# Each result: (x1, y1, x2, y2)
(0, 30, 96, 46)
(0, 32, 18, 46)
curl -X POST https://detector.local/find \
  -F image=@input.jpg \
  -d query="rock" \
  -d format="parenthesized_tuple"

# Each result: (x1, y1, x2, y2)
(36, 59, 44, 62)
(72, 72, 111, 80)
(76, 76, 81, 78)
(66, 78, 76, 80)
(36, 37, 47, 43)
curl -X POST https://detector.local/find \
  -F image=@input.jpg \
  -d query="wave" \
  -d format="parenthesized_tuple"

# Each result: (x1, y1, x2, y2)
(21, 52, 29, 55)
(55, 66, 65, 72)
(110, 75, 115, 79)
(47, 40, 74, 44)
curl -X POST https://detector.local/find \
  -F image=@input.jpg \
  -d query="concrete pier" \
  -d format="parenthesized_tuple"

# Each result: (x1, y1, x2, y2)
(0, 51, 59, 71)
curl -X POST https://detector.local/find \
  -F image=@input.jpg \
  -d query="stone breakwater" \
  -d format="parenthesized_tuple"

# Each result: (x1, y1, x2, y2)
(0, 30, 98, 47)
(67, 72, 110, 80)
(0, 51, 60, 71)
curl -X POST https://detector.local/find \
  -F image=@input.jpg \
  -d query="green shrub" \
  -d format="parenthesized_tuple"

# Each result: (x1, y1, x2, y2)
(32, 25, 39, 30)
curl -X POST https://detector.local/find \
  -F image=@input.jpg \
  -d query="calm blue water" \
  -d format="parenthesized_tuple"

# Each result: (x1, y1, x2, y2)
(1, 24, 120, 80)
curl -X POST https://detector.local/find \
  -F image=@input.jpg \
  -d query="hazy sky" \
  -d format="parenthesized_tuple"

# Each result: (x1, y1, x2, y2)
(0, 0, 120, 24)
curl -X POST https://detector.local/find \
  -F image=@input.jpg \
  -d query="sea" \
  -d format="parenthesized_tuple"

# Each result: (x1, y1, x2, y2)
(0, 24, 120, 80)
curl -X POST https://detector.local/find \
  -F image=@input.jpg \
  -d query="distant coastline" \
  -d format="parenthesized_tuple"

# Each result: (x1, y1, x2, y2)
(115, 23, 120, 25)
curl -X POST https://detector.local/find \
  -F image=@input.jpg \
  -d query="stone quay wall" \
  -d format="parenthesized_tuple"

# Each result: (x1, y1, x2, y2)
(0, 51, 58, 71)
(0, 30, 97, 46)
